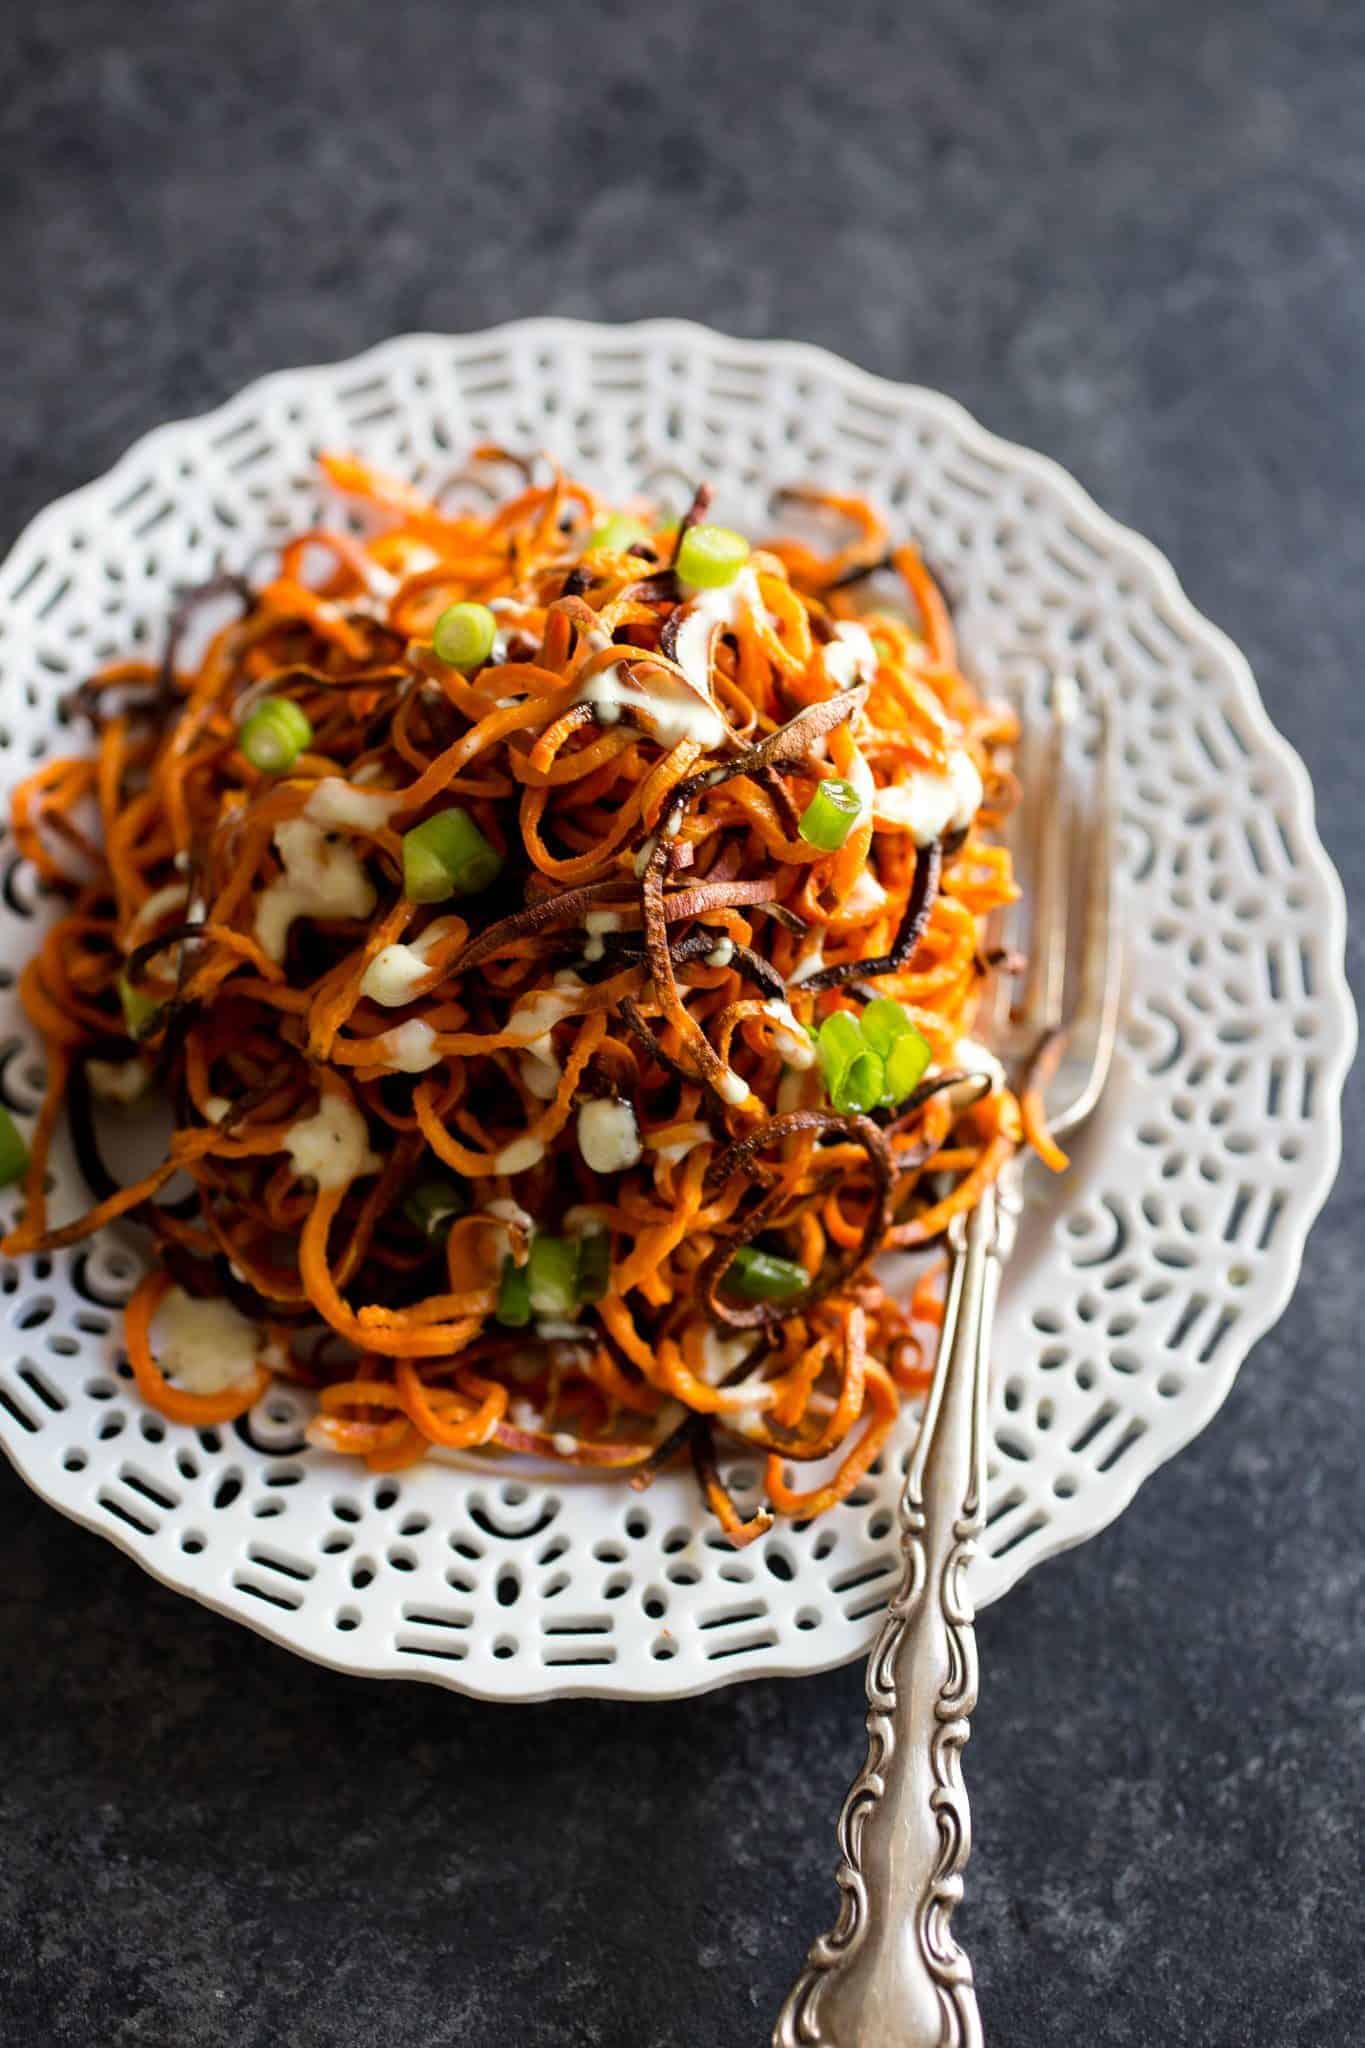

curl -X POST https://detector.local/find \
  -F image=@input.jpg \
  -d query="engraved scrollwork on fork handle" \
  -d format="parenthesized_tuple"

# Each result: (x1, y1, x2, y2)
(774, 1162, 1023, 2048)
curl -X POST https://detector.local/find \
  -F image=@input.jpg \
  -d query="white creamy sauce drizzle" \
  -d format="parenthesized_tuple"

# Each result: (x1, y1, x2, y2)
(507, 980, 582, 1046)
(577, 1098, 642, 1174)
(87, 1057, 150, 1106)
(493, 1135, 547, 1175)
(581, 908, 625, 963)
(572, 567, 767, 753)
(788, 932, 827, 985)
(153, 1286, 262, 1395)
(822, 620, 880, 689)
(359, 917, 460, 1007)
(671, 565, 762, 696)
(716, 1068, 750, 1107)
(484, 1197, 533, 1268)
(284, 1093, 380, 1189)
(374, 1019, 442, 1073)
(949, 1036, 1006, 1103)
(758, 999, 816, 1069)
(255, 820, 376, 964)
(842, 868, 890, 918)
(507, 973, 585, 1098)
(519, 1052, 562, 1100)
(576, 654, 725, 752)
(873, 749, 983, 846)
(303, 779, 401, 832)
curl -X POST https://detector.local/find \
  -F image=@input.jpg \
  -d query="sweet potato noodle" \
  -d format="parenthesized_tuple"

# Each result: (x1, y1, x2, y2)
(4, 447, 1042, 1543)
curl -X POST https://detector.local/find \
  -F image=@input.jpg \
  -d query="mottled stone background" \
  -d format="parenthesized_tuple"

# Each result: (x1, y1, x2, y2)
(2, 2, 1362, 2042)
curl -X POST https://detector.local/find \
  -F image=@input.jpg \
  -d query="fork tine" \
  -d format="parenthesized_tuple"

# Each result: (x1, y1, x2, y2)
(1052, 689, 1122, 1135)
(980, 674, 1120, 1131)
(1015, 674, 1077, 1037)
(978, 683, 1021, 1045)
(1080, 691, 1116, 1013)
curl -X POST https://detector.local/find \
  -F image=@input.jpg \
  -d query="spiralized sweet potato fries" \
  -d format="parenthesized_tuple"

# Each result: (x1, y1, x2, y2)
(3, 447, 1033, 1543)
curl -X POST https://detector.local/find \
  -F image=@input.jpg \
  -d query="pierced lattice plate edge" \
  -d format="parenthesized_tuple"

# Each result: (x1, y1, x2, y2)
(0, 318, 1353, 1703)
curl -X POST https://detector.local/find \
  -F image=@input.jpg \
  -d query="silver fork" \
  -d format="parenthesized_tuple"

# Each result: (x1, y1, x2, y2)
(774, 677, 1121, 2048)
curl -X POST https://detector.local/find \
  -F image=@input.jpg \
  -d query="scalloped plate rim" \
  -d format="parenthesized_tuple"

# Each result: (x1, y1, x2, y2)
(0, 317, 1354, 1699)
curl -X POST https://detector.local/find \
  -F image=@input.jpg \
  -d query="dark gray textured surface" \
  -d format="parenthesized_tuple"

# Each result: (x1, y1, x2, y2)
(3, 2, 1363, 2043)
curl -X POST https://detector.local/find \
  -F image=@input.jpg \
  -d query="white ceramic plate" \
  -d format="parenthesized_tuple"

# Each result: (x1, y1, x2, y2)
(0, 321, 1353, 1701)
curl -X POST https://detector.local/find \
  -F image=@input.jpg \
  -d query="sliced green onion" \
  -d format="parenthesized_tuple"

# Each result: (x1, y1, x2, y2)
(860, 994, 932, 1104)
(495, 1256, 531, 1328)
(432, 601, 498, 672)
(402, 1174, 467, 1239)
(814, 999, 931, 1112)
(676, 523, 750, 589)
(798, 778, 865, 852)
(585, 513, 647, 553)
(723, 1245, 810, 1304)
(859, 997, 916, 1057)
(815, 1010, 865, 1095)
(575, 1229, 611, 1303)
(831, 1048, 885, 1116)
(526, 1235, 578, 1317)
(883, 1028, 933, 1103)
(402, 807, 503, 902)
(239, 697, 312, 774)
(0, 1105, 28, 1187)
(117, 972, 159, 1042)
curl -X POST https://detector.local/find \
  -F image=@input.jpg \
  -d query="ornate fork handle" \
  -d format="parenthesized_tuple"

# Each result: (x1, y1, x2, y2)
(774, 1163, 1023, 2048)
